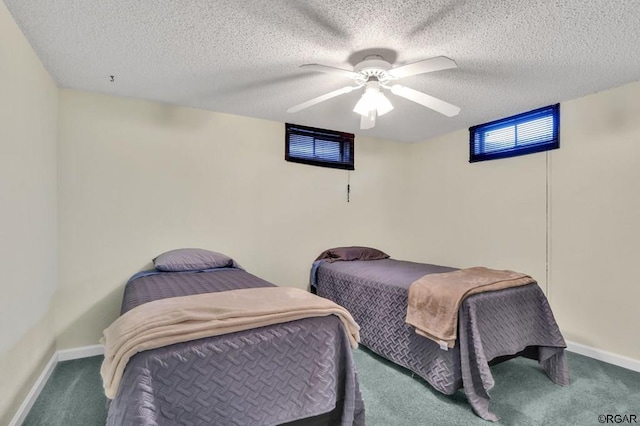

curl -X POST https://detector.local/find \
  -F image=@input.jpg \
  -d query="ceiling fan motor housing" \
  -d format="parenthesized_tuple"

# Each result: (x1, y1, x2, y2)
(354, 55, 393, 83)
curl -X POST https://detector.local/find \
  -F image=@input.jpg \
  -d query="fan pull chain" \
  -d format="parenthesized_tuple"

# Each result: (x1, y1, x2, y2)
(347, 171, 351, 203)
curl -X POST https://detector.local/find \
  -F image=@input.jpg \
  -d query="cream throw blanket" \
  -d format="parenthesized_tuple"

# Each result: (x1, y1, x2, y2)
(100, 287, 360, 399)
(405, 267, 535, 348)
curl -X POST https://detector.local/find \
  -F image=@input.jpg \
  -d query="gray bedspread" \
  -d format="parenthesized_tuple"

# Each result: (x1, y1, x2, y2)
(313, 259, 569, 422)
(107, 268, 365, 426)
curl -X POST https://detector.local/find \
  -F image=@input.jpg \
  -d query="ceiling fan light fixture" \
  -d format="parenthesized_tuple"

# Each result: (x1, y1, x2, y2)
(353, 81, 394, 117)
(374, 91, 394, 116)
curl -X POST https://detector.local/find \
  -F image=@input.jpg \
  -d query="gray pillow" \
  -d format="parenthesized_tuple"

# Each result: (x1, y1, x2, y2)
(315, 246, 390, 263)
(153, 248, 234, 272)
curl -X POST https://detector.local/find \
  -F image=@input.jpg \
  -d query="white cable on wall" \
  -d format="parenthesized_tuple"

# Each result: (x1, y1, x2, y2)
(545, 150, 552, 301)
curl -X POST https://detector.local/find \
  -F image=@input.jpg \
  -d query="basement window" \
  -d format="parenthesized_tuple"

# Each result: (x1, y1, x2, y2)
(469, 104, 559, 163)
(285, 123, 354, 170)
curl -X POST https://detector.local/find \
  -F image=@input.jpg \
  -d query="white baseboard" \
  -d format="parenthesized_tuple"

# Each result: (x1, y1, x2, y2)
(566, 340, 640, 373)
(9, 352, 58, 426)
(57, 344, 104, 362)
(9, 344, 104, 426)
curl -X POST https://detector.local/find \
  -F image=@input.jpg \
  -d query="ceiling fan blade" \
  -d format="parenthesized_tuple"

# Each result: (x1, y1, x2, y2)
(391, 85, 460, 117)
(287, 86, 358, 113)
(300, 64, 362, 79)
(388, 56, 457, 79)
(360, 110, 376, 129)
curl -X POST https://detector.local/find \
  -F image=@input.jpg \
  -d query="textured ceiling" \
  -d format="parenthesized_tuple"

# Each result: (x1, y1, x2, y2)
(5, 0, 640, 142)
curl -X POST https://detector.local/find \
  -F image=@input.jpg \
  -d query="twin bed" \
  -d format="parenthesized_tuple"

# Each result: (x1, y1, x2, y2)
(312, 247, 569, 421)
(102, 247, 568, 424)
(102, 249, 364, 426)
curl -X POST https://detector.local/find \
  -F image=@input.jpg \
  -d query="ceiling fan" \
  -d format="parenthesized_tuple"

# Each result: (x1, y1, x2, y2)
(287, 55, 461, 129)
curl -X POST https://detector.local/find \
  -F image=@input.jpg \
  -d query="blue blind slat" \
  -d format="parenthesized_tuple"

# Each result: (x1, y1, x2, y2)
(285, 123, 354, 170)
(470, 104, 559, 162)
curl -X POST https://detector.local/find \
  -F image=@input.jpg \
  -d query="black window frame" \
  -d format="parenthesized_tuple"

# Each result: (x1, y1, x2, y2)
(469, 103, 560, 163)
(285, 123, 354, 170)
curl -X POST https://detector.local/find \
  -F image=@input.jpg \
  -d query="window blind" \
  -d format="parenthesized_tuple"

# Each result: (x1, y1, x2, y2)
(469, 104, 559, 163)
(285, 123, 354, 170)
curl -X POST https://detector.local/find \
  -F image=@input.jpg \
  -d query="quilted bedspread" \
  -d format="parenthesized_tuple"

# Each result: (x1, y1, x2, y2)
(106, 269, 365, 426)
(313, 258, 569, 422)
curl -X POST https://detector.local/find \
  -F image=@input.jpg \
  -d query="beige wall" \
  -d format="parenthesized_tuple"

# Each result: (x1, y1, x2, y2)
(0, 1, 58, 422)
(405, 129, 548, 285)
(550, 83, 640, 357)
(407, 82, 640, 360)
(56, 89, 410, 349)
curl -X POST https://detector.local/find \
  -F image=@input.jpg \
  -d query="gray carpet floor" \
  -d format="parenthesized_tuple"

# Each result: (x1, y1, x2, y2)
(23, 348, 640, 425)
